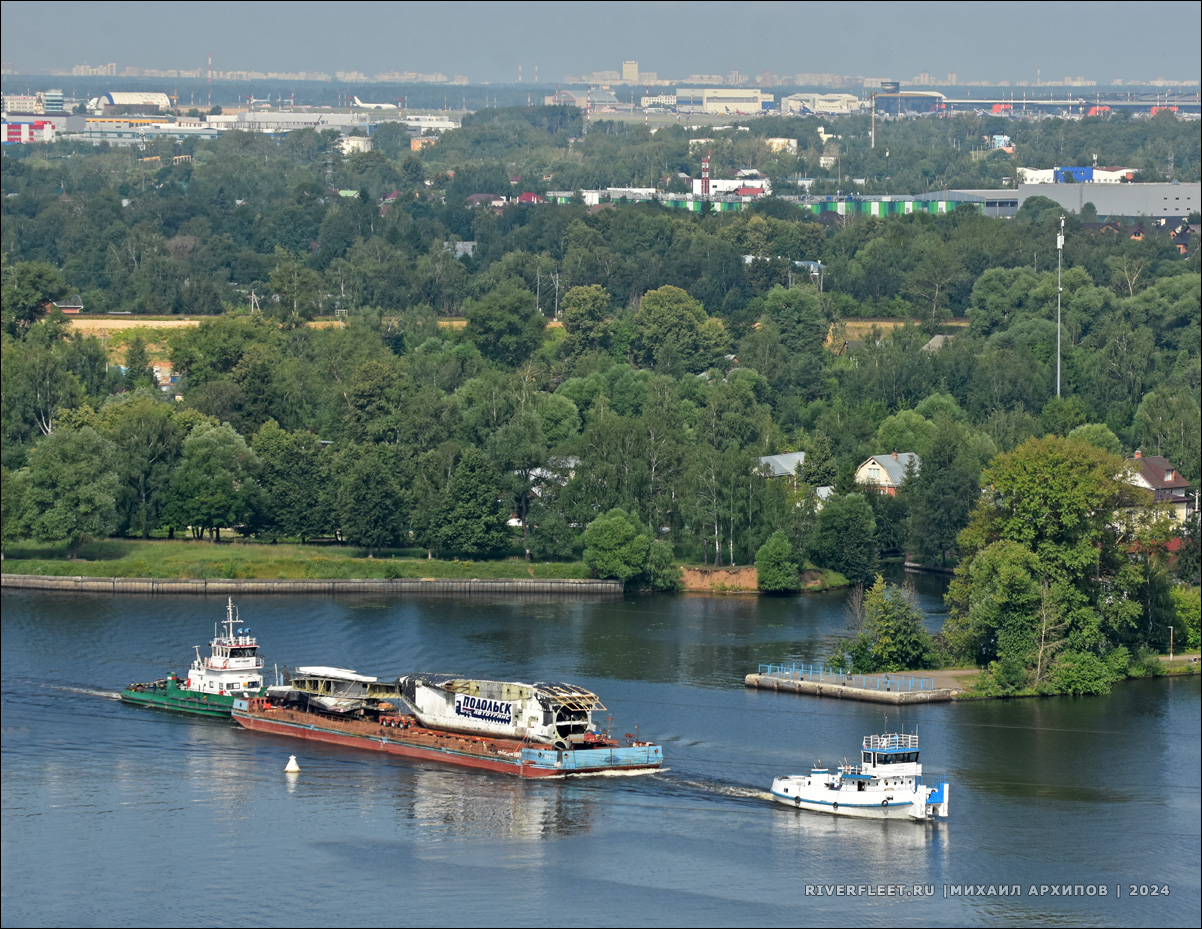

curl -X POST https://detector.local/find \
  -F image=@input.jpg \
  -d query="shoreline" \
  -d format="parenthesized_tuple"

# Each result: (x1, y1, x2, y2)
(0, 573, 624, 597)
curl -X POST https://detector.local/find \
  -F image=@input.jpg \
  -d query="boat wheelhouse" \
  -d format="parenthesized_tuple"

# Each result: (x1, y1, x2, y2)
(186, 599, 264, 696)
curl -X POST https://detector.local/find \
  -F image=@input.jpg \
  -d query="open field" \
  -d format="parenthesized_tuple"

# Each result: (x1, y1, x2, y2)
(1, 539, 849, 591)
(0, 539, 592, 581)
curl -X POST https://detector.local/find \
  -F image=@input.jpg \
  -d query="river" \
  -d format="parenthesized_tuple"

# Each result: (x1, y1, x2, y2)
(1, 586, 1197, 927)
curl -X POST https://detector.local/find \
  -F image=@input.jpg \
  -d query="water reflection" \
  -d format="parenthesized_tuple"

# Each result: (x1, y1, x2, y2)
(769, 806, 950, 857)
(406, 768, 599, 841)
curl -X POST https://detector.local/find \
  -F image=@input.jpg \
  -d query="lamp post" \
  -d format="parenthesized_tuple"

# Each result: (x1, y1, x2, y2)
(1056, 215, 1064, 397)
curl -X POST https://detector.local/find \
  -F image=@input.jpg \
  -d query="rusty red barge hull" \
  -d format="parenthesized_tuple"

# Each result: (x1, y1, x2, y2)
(231, 701, 663, 778)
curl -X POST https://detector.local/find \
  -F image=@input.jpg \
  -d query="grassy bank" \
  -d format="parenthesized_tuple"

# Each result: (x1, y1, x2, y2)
(1, 539, 591, 581)
(2, 539, 856, 591)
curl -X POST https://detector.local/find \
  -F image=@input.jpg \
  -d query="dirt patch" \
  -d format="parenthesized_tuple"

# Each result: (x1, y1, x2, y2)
(67, 317, 201, 335)
(799, 569, 828, 590)
(682, 565, 758, 592)
(925, 668, 982, 692)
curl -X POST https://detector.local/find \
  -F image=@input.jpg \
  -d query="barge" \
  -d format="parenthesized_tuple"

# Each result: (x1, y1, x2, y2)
(232, 667, 663, 778)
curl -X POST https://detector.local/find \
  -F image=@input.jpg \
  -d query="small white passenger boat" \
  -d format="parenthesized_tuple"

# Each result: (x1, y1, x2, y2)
(770, 732, 949, 821)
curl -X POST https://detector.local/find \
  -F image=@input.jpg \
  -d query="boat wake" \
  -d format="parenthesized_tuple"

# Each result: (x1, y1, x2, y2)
(43, 685, 122, 700)
(566, 766, 669, 778)
(673, 778, 772, 803)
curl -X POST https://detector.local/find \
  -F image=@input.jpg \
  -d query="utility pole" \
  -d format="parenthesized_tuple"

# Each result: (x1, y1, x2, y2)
(1056, 215, 1065, 397)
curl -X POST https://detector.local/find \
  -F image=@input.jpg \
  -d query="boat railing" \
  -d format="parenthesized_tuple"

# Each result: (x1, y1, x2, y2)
(756, 662, 936, 693)
(214, 635, 257, 648)
(864, 732, 919, 750)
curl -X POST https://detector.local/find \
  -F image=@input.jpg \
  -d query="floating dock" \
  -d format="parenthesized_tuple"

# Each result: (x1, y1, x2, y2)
(745, 663, 956, 704)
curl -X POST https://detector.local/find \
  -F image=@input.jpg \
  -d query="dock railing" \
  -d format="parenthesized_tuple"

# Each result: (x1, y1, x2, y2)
(756, 662, 936, 693)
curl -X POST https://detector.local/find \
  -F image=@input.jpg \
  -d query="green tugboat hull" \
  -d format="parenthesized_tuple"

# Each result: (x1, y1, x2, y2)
(121, 678, 239, 718)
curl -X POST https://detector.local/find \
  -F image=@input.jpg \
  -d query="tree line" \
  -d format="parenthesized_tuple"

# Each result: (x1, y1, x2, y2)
(2, 110, 1199, 695)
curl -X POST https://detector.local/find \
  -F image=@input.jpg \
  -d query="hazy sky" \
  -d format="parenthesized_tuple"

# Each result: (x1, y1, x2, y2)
(3, 0, 1199, 84)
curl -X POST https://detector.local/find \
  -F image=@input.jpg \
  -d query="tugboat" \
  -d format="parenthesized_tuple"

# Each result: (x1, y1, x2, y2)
(770, 731, 949, 821)
(121, 598, 265, 718)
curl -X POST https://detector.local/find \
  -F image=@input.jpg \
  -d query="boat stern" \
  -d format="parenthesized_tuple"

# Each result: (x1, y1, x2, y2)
(520, 741, 663, 775)
(927, 781, 949, 818)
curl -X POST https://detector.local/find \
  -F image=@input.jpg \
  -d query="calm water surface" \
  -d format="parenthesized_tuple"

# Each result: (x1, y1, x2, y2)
(2, 587, 1198, 927)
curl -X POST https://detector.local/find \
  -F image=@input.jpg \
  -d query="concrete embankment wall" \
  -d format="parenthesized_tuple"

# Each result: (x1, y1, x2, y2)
(1, 574, 624, 597)
(744, 673, 955, 704)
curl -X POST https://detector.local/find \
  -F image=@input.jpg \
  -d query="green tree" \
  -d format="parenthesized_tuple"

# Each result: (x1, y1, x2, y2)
(632, 285, 727, 375)
(800, 432, 836, 487)
(20, 427, 120, 558)
(943, 539, 1045, 676)
(906, 418, 980, 565)
(1133, 387, 1201, 485)
(1067, 422, 1123, 457)
(1172, 586, 1201, 650)
(93, 390, 184, 538)
(1042, 649, 1126, 696)
(583, 508, 651, 582)
(846, 576, 936, 673)
(2, 260, 67, 337)
(268, 257, 323, 328)
(811, 493, 878, 584)
(437, 446, 511, 557)
(761, 285, 827, 357)
(336, 444, 405, 556)
(947, 436, 1169, 693)
(560, 284, 611, 360)
(756, 529, 799, 593)
(1, 466, 27, 553)
(488, 410, 547, 557)
(642, 539, 682, 591)
(958, 436, 1135, 586)
(166, 422, 261, 540)
(1, 337, 85, 449)
(253, 419, 334, 540)
(121, 335, 156, 391)
(464, 284, 546, 367)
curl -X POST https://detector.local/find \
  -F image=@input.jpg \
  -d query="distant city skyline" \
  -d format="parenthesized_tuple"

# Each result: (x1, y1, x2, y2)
(2, 0, 1199, 86)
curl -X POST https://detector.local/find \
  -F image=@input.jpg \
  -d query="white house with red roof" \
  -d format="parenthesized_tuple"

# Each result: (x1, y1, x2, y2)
(1128, 451, 1193, 523)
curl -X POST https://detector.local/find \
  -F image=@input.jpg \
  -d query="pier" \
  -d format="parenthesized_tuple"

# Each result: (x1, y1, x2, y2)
(745, 662, 957, 704)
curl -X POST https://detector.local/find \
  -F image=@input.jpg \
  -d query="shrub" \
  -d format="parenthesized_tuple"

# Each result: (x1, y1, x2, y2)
(1040, 650, 1121, 695)
(756, 530, 799, 593)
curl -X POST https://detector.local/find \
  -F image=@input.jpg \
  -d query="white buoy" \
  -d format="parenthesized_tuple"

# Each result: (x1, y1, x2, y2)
(284, 754, 300, 774)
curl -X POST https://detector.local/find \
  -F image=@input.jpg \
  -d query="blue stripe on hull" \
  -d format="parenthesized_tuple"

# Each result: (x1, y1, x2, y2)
(770, 790, 928, 819)
(521, 744, 664, 772)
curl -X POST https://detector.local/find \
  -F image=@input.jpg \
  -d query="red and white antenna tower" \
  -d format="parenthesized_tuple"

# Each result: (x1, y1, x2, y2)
(701, 149, 711, 198)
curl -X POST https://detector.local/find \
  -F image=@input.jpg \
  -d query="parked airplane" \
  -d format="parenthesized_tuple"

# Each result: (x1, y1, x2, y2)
(352, 96, 397, 110)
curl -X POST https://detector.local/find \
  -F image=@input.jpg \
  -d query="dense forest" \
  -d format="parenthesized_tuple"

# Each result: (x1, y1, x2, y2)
(2, 106, 1199, 695)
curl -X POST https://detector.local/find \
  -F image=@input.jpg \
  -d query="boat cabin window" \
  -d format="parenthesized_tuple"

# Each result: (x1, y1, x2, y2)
(875, 751, 919, 765)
